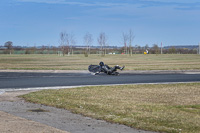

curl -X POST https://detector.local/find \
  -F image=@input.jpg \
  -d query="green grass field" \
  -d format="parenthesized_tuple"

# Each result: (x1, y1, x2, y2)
(21, 83, 200, 133)
(0, 54, 200, 70)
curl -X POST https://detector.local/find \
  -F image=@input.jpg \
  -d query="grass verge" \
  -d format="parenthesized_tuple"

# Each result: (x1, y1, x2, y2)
(20, 83, 200, 133)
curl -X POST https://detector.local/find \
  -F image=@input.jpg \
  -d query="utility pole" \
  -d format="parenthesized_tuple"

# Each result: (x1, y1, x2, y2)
(161, 42, 163, 54)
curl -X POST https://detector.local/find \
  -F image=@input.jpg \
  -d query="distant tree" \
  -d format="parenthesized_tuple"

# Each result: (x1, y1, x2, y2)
(98, 32, 107, 56)
(84, 32, 93, 57)
(137, 45, 142, 54)
(128, 29, 135, 56)
(176, 48, 182, 54)
(69, 33, 76, 55)
(122, 32, 129, 54)
(134, 44, 138, 54)
(4, 41, 13, 54)
(169, 47, 176, 54)
(145, 44, 149, 50)
(59, 31, 68, 56)
(52, 46, 58, 54)
(121, 29, 135, 55)
(30, 46, 36, 54)
(59, 31, 76, 56)
(152, 44, 160, 54)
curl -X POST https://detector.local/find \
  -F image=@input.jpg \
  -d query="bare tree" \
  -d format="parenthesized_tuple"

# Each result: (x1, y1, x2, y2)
(121, 29, 135, 55)
(59, 31, 68, 56)
(122, 32, 129, 54)
(4, 41, 13, 54)
(97, 32, 107, 56)
(84, 32, 93, 56)
(128, 29, 135, 56)
(69, 33, 76, 55)
(59, 31, 75, 56)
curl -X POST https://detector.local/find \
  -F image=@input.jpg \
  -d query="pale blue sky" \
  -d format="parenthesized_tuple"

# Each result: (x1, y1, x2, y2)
(0, 0, 200, 47)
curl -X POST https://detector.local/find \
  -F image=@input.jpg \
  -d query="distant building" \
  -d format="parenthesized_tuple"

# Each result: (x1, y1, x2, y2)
(164, 45, 198, 50)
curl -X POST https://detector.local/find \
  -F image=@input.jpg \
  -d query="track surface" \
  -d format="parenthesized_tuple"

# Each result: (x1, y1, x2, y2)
(1, 72, 200, 90)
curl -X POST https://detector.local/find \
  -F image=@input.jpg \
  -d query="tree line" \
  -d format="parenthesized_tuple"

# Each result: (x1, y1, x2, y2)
(1, 30, 199, 55)
(58, 29, 135, 56)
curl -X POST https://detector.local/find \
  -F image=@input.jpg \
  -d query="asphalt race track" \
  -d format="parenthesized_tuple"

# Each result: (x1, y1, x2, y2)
(1, 72, 200, 90)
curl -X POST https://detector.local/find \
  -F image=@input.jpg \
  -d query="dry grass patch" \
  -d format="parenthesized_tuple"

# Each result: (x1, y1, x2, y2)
(0, 54, 200, 70)
(21, 83, 200, 133)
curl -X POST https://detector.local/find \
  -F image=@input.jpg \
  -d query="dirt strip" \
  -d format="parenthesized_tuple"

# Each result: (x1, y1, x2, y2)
(0, 90, 68, 133)
(0, 111, 68, 133)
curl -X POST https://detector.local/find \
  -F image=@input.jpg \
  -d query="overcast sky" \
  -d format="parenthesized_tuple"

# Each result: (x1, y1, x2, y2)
(0, 0, 200, 47)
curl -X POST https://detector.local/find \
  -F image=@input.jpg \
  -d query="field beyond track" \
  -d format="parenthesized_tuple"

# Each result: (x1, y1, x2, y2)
(21, 83, 200, 133)
(0, 54, 200, 70)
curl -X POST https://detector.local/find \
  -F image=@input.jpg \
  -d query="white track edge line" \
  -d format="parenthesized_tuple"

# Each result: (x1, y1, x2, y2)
(1, 81, 200, 95)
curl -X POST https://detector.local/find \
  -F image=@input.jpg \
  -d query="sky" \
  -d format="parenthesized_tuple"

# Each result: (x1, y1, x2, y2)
(0, 0, 200, 47)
